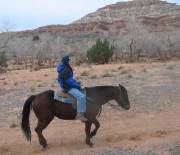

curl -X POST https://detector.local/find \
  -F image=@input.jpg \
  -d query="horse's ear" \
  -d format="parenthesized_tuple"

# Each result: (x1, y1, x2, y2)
(119, 84, 121, 87)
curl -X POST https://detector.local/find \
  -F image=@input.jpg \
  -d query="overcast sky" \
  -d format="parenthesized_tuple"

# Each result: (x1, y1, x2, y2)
(0, 0, 179, 31)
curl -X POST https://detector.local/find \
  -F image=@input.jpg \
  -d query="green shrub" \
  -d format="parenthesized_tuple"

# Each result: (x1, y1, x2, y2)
(87, 39, 114, 64)
(0, 51, 8, 66)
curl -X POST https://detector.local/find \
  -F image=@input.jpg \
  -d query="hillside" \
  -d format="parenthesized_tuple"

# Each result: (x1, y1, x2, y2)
(0, 0, 180, 63)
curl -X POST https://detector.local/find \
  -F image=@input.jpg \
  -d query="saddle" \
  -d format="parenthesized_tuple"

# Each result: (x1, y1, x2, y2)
(54, 89, 75, 104)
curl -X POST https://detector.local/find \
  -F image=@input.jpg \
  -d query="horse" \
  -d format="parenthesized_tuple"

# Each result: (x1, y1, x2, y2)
(21, 84, 130, 148)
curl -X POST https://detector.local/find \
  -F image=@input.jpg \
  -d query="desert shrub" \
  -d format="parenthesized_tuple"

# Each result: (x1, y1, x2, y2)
(36, 51, 46, 66)
(33, 35, 40, 41)
(0, 51, 8, 67)
(142, 68, 148, 72)
(87, 39, 114, 64)
(3, 81, 7, 85)
(89, 74, 97, 79)
(10, 123, 18, 128)
(75, 54, 87, 65)
(127, 74, 133, 78)
(13, 81, 18, 86)
(120, 70, 129, 74)
(110, 69, 117, 72)
(80, 71, 89, 76)
(30, 86, 35, 92)
(102, 72, 113, 77)
(118, 66, 124, 70)
(167, 65, 175, 70)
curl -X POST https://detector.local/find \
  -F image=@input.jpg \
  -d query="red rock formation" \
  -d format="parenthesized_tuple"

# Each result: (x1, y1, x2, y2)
(13, 0, 180, 38)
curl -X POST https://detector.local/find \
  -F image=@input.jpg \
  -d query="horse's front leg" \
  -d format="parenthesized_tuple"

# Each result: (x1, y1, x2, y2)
(90, 119, 100, 138)
(85, 121, 93, 147)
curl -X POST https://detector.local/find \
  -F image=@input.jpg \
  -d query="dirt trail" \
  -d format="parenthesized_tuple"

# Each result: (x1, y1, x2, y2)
(0, 104, 180, 155)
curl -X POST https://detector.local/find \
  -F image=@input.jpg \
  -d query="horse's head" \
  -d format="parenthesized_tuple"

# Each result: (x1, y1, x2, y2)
(114, 84, 130, 110)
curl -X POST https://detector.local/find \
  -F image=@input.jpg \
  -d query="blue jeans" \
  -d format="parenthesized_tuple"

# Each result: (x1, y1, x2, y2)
(68, 88, 86, 113)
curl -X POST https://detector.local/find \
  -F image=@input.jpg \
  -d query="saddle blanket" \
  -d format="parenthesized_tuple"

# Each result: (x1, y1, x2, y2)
(54, 90, 74, 104)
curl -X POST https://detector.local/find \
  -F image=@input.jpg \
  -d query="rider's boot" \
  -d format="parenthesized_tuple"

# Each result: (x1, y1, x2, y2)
(75, 112, 87, 122)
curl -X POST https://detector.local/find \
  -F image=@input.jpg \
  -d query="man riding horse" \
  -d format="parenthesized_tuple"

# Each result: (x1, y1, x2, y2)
(57, 55, 87, 122)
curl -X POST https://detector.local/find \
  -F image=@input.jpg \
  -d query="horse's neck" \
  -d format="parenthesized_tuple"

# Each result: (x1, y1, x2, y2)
(87, 86, 116, 105)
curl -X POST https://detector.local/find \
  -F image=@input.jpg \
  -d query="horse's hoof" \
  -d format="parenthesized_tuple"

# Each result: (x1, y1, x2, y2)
(90, 132, 96, 138)
(42, 147, 47, 151)
(41, 144, 48, 151)
(44, 144, 48, 148)
(88, 142, 94, 147)
(42, 143, 48, 149)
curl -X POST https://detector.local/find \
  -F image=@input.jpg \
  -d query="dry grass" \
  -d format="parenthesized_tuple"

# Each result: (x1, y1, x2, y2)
(127, 74, 133, 78)
(76, 76, 82, 81)
(167, 65, 175, 70)
(120, 70, 129, 74)
(142, 68, 148, 72)
(44, 73, 48, 77)
(30, 85, 35, 92)
(9, 123, 18, 128)
(80, 71, 89, 76)
(102, 72, 113, 77)
(0, 145, 9, 154)
(89, 74, 97, 79)
(13, 81, 18, 86)
(3, 81, 7, 85)
(118, 66, 124, 70)
(0, 77, 6, 80)
(37, 83, 43, 87)
(110, 69, 118, 73)
(129, 134, 142, 141)
(33, 67, 40, 71)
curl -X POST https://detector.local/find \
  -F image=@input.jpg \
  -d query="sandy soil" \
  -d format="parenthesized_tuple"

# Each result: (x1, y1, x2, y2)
(0, 61, 180, 155)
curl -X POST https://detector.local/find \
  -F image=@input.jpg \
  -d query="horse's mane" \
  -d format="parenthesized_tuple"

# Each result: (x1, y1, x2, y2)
(86, 85, 116, 90)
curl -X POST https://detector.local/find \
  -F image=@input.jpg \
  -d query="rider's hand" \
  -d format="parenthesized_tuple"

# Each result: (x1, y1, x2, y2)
(77, 81, 82, 86)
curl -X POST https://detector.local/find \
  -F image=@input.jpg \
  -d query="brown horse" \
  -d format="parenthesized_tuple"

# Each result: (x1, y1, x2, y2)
(21, 85, 130, 148)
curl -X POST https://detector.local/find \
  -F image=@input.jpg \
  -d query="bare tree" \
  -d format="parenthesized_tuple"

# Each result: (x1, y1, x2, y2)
(0, 22, 14, 51)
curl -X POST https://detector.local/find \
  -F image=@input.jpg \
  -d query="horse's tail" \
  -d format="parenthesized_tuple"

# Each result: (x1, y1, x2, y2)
(21, 95, 35, 142)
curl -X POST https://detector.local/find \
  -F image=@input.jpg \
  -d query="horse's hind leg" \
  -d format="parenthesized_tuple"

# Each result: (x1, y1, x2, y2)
(90, 119, 100, 138)
(35, 118, 53, 148)
(85, 121, 93, 147)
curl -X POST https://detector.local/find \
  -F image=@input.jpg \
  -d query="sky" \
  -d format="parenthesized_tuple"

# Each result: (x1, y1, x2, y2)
(0, 0, 179, 31)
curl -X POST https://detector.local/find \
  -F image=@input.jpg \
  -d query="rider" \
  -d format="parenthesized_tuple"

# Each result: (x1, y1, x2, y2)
(57, 55, 87, 122)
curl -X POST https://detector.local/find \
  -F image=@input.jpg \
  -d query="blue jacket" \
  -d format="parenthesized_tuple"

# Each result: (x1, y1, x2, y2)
(57, 64, 81, 91)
